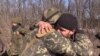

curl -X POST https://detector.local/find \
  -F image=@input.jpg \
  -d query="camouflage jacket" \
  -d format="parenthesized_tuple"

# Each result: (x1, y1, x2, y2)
(9, 24, 53, 56)
(17, 29, 93, 56)
(19, 29, 53, 56)
(40, 30, 93, 56)
(9, 26, 93, 56)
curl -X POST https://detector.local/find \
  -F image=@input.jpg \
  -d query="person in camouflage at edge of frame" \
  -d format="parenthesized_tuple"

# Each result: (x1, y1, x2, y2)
(36, 11, 94, 56)
(7, 18, 29, 56)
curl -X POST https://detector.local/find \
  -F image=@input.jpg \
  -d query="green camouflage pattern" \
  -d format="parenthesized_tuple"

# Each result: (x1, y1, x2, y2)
(19, 29, 55, 56)
(41, 30, 93, 56)
(8, 7, 93, 56)
(9, 24, 93, 56)
(9, 25, 53, 56)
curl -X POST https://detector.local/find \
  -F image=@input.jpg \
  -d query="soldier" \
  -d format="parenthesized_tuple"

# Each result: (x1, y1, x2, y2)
(8, 18, 29, 56)
(21, 8, 93, 56)
(8, 7, 94, 56)
(8, 10, 56, 56)
(36, 13, 94, 56)
(19, 7, 62, 56)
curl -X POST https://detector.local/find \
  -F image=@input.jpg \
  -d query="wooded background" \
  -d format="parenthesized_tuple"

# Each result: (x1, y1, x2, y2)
(0, 0, 100, 48)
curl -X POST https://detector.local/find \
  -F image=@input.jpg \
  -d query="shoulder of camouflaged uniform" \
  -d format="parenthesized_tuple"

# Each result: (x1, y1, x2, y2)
(40, 29, 93, 56)
(74, 33, 94, 56)
(19, 29, 52, 56)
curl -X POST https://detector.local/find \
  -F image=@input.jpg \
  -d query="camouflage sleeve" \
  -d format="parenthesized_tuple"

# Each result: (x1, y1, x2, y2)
(20, 39, 52, 56)
(19, 29, 53, 56)
(73, 33, 93, 56)
(41, 31, 93, 56)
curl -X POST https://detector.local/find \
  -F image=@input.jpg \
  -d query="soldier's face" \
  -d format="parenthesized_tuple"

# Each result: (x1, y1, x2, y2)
(57, 27, 74, 38)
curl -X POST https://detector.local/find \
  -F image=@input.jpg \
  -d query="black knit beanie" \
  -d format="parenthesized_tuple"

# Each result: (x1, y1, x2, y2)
(54, 13, 78, 31)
